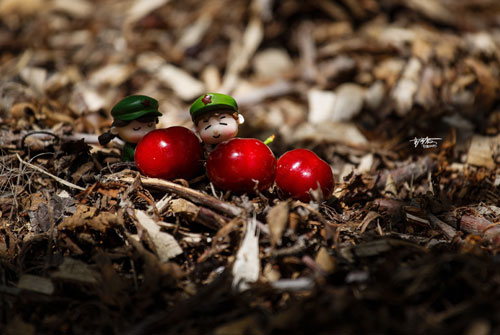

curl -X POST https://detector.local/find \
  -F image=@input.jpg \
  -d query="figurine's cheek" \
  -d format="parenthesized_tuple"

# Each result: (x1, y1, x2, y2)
(199, 131, 213, 142)
(123, 129, 150, 143)
(222, 126, 238, 137)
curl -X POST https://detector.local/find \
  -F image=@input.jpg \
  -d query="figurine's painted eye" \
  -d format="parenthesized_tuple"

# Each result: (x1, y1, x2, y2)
(220, 115, 226, 119)
(219, 122, 228, 126)
(133, 127, 142, 131)
(204, 125, 212, 130)
(203, 119, 209, 123)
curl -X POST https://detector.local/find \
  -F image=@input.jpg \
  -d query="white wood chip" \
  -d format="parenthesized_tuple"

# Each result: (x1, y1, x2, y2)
(364, 81, 385, 110)
(293, 122, 368, 146)
(391, 57, 422, 116)
(466, 32, 497, 57)
(20, 67, 47, 93)
(222, 17, 263, 92)
(90, 64, 133, 87)
(137, 52, 165, 73)
(126, 0, 170, 25)
(307, 89, 336, 124)
(158, 64, 205, 101)
(358, 154, 374, 173)
(51, 0, 93, 19)
(73, 84, 107, 112)
(177, 16, 212, 50)
(134, 210, 182, 262)
(331, 83, 365, 122)
(252, 48, 293, 78)
(271, 278, 314, 291)
(232, 217, 260, 291)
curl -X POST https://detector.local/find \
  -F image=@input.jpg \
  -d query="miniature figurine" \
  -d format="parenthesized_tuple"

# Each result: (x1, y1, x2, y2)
(98, 95, 162, 161)
(190, 93, 244, 150)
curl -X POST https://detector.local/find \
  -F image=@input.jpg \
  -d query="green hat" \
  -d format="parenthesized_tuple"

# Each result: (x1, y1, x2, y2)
(111, 95, 161, 121)
(190, 93, 238, 122)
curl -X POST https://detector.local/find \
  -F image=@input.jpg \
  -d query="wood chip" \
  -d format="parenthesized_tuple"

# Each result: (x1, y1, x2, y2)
(0, 0, 43, 15)
(125, 0, 170, 25)
(90, 64, 134, 87)
(307, 89, 336, 124)
(177, 16, 212, 51)
(134, 210, 182, 262)
(364, 81, 385, 111)
(232, 217, 260, 291)
(267, 201, 289, 247)
(20, 67, 47, 93)
(157, 64, 205, 101)
(51, 257, 101, 285)
(314, 247, 335, 273)
(17, 274, 55, 295)
(222, 16, 263, 92)
(391, 57, 422, 115)
(51, 0, 93, 19)
(461, 215, 500, 245)
(253, 48, 293, 79)
(270, 277, 314, 291)
(358, 211, 381, 233)
(331, 83, 365, 122)
(293, 121, 368, 146)
(465, 58, 499, 110)
(428, 214, 458, 240)
(466, 135, 499, 170)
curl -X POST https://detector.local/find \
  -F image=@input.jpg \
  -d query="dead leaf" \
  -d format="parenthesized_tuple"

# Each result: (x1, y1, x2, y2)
(59, 205, 120, 232)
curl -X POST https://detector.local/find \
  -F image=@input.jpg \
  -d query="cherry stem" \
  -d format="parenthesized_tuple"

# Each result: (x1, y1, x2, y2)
(263, 134, 275, 145)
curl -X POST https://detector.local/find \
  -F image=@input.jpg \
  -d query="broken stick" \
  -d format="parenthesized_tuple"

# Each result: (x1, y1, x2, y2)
(122, 176, 243, 218)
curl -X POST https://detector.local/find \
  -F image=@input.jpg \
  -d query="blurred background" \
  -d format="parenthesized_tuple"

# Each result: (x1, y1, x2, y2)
(1, 0, 500, 175)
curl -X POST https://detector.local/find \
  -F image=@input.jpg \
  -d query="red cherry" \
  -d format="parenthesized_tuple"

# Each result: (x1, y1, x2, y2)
(206, 138, 276, 193)
(135, 127, 203, 180)
(276, 149, 334, 202)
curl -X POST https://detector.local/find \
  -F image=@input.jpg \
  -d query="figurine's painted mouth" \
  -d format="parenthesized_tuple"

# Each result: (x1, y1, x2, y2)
(212, 135, 221, 138)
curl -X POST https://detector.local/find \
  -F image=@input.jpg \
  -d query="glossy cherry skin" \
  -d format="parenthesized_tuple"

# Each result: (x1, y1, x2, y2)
(206, 138, 276, 193)
(135, 127, 203, 180)
(276, 149, 334, 202)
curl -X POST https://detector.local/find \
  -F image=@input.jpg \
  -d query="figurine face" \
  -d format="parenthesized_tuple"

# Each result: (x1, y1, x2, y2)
(196, 112, 239, 145)
(112, 119, 156, 143)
